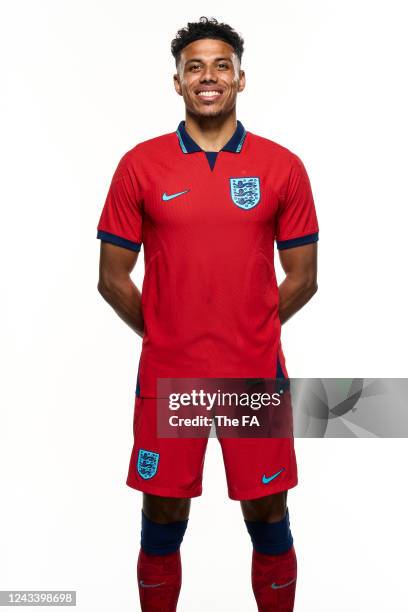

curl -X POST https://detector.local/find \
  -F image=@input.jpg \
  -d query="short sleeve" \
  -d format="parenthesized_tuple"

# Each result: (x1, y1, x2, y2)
(275, 155, 319, 250)
(96, 153, 143, 252)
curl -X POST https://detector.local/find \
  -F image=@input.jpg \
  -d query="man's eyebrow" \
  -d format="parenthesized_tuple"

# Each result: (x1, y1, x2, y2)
(185, 57, 233, 64)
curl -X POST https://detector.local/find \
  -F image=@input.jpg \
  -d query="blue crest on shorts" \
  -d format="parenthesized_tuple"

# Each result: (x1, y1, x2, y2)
(229, 177, 260, 210)
(137, 449, 160, 480)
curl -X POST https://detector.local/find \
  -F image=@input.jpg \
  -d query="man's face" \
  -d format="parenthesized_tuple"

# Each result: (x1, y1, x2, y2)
(173, 38, 245, 118)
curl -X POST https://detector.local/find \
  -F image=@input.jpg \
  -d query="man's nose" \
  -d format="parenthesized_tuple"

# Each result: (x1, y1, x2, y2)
(200, 64, 217, 82)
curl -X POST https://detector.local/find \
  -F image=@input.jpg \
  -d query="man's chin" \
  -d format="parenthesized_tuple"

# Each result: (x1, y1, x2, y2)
(192, 106, 225, 119)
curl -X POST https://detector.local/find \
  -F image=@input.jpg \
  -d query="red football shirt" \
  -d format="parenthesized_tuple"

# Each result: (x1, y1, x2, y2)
(97, 121, 319, 397)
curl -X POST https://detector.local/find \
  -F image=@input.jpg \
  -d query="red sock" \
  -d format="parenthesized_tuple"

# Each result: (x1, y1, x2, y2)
(251, 545, 297, 611)
(137, 548, 182, 612)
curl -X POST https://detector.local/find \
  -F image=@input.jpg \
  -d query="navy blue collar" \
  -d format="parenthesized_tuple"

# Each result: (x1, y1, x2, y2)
(176, 120, 247, 154)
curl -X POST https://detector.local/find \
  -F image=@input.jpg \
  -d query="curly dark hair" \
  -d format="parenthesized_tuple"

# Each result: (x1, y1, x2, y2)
(171, 16, 244, 66)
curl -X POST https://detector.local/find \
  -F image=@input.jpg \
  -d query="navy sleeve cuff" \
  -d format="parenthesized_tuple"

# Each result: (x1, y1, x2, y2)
(97, 230, 142, 252)
(276, 232, 319, 250)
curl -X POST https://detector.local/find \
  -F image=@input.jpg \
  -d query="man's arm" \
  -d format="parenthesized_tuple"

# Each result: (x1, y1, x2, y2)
(97, 241, 144, 338)
(277, 242, 318, 325)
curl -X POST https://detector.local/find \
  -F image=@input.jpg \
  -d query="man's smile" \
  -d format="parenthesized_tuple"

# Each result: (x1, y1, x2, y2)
(195, 87, 224, 102)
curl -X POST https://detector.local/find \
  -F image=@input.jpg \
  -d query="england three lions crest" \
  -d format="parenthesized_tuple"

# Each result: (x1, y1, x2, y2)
(229, 177, 261, 210)
(137, 449, 160, 480)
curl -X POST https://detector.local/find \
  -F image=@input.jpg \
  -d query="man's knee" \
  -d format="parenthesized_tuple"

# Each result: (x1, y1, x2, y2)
(140, 494, 190, 556)
(240, 491, 287, 522)
(241, 492, 293, 555)
(143, 493, 191, 523)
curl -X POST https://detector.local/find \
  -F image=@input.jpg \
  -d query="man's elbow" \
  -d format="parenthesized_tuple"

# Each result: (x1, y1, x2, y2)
(305, 277, 318, 299)
(97, 274, 116, 302)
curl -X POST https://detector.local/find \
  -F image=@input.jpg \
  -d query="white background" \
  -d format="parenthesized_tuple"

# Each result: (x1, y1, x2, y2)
(1, 0, 408, 610)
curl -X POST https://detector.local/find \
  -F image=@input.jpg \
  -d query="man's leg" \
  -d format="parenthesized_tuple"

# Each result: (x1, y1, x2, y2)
(241, 491, 297, 611)
(137, 493, 191, 612)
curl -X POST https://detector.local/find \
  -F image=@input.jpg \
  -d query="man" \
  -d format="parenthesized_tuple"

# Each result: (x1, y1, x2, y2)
(97, 16, 318, 611)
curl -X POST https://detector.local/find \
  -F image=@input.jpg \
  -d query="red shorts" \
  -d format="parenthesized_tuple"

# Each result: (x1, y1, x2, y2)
(126, 395, 298, 501)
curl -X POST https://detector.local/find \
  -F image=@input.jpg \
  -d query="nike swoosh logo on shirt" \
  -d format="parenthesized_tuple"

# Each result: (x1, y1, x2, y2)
(262, 468, 285, 484)
(139, 580, 166, 588)
(271, 577, 296, 589)
(162, 190, 189, 201)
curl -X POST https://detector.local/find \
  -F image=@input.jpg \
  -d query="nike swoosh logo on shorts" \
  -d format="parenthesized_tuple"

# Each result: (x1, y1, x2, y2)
(262, 468, 285, 484)
(162, 190, 189, 201)
(271, 577, 296, 589)
(139, 580, 166, 588)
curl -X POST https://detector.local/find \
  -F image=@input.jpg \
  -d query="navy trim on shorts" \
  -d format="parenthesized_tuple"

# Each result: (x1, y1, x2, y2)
(276, 356, 286, 379)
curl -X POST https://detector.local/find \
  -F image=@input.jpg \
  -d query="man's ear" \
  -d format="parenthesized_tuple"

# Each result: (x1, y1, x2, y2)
(173, 73, 183, 96)
(238, 70, 246, 93)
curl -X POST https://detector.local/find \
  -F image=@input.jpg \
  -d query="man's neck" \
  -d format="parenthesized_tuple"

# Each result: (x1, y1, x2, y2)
(184, 111, 237, 152)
